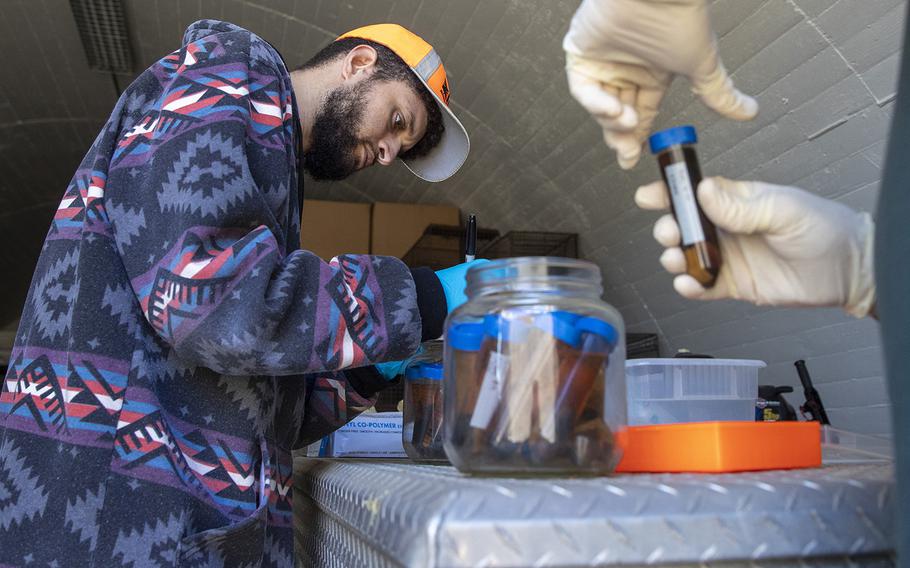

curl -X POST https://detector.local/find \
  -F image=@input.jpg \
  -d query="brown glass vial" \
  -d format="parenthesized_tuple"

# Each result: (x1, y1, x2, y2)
(402, 362, 447, 463)
(649, 125, 722, 287)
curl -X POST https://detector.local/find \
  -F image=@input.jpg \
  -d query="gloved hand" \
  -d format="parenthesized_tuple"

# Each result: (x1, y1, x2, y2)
(563, 0, 758, 169)
(435, 259, 490, 313)
(375, 346, 424, 381)
(375, 360, 408, 381)
(636, 176, 876, 317)
(375, 260, 488, 381)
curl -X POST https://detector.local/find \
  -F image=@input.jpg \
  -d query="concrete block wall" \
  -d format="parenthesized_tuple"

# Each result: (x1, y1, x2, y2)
(0, 0, 901, 435)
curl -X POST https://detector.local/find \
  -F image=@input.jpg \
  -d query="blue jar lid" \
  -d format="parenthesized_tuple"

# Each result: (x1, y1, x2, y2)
(447, 322, 484, 352)
(576, 316, 620, 349)
(483, 314, 529, 343)
(649, 125, 697, 154)
(542, 312, 582, 348)
(483, 312, 585, 346)
(552, 311, 581, 324)
(483, 314, 503, 337)
(405, 361, 444, 381)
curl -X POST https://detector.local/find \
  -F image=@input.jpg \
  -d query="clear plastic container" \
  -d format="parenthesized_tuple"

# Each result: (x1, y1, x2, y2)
(443, 257, 626, 475)
(821, 426, 894, 464)
(625, 358, 765, 425)
(402, 362, 446, 462)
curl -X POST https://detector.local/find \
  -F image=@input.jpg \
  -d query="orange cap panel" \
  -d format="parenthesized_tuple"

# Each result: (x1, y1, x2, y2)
(337, 24, 431, 68)
(426, 64, 450, 105)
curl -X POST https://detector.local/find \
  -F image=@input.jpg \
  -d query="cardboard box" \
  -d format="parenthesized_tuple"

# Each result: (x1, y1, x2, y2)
(300, 200, 461, 260)
(300, 200, 372, 260)
(370, 202, 460, 258)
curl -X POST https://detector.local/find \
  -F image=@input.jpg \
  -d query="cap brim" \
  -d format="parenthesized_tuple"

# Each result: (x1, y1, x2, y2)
(401, 72, 470, 183)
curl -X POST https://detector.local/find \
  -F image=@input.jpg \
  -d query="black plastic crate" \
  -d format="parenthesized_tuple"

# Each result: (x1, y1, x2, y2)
(627, 333, 660, 359)
(478, 231, 578, 259)
(402, 224, 500, 270)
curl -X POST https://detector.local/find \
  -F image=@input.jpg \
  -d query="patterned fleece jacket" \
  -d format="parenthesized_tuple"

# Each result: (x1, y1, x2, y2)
(0, 20, 446, 568)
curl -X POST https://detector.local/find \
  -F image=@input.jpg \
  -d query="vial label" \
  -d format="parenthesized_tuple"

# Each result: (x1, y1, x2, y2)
(470, 352, 509, 429)
(402, 421, 414, 441)
(664, 162, 706, 246)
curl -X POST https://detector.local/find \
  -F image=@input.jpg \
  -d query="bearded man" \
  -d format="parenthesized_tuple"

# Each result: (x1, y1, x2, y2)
(0, 20, 479, 567)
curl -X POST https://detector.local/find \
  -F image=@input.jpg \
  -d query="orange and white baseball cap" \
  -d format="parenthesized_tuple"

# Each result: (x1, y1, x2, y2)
(337, 24, 470, 183)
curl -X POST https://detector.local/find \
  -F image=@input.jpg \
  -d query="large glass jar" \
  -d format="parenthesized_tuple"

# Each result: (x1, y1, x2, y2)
(443, 257, 626, 475)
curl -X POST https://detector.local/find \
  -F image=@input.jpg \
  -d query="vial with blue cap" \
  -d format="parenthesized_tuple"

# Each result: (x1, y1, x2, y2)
(444, 322, 485, 450)
(402, 361, 446, 462)
(649, 125, 722, 287)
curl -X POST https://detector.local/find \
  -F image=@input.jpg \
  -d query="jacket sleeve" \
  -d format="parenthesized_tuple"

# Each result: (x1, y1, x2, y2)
(104, 25, 444, 376)
(295, 367, 388, 448)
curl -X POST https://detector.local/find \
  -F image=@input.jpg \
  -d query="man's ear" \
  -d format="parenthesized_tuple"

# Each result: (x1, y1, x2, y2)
(341, 45, 378, 80)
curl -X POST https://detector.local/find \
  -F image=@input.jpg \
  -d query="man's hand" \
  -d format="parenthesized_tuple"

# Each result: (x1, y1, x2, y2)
(376, 346, 424, 381)
(376, 259, 490, 380)
(435, 259, 490, 312)
(563, 0, 758, 169)
(636, 177, 876, 317)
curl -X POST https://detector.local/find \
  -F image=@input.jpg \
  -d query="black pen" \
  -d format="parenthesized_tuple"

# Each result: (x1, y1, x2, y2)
(465, 214, 477, 262)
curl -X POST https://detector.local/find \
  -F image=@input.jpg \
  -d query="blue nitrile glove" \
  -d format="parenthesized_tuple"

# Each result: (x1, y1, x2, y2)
(376, 260, 488, 381)
(435, 259, 490, 313)
(375, 345, 425, 381)
(375, 360, 409, 381)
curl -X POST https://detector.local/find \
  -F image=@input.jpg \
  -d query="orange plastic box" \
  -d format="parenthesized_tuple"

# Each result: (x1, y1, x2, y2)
(615, 421, 822, 473)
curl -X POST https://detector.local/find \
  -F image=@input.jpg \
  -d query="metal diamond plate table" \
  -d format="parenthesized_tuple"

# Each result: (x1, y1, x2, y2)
(293, 458, 894, 567)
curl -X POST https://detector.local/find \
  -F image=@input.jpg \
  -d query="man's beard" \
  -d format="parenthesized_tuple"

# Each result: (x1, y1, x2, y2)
(303, 80, 372, 181)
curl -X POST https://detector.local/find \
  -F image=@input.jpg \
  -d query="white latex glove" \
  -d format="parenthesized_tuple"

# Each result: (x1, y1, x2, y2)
(563, 0, 758, 169)
(635, 177, 876, 318)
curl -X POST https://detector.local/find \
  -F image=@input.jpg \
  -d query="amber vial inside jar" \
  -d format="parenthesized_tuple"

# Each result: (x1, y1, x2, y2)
(444, 323, 485, 453)
(402, 362, 446, 463)
(649, 125, 722, 287)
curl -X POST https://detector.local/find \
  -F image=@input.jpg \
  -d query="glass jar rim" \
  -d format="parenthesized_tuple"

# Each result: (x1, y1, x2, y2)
(466, 257, 603, 298)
